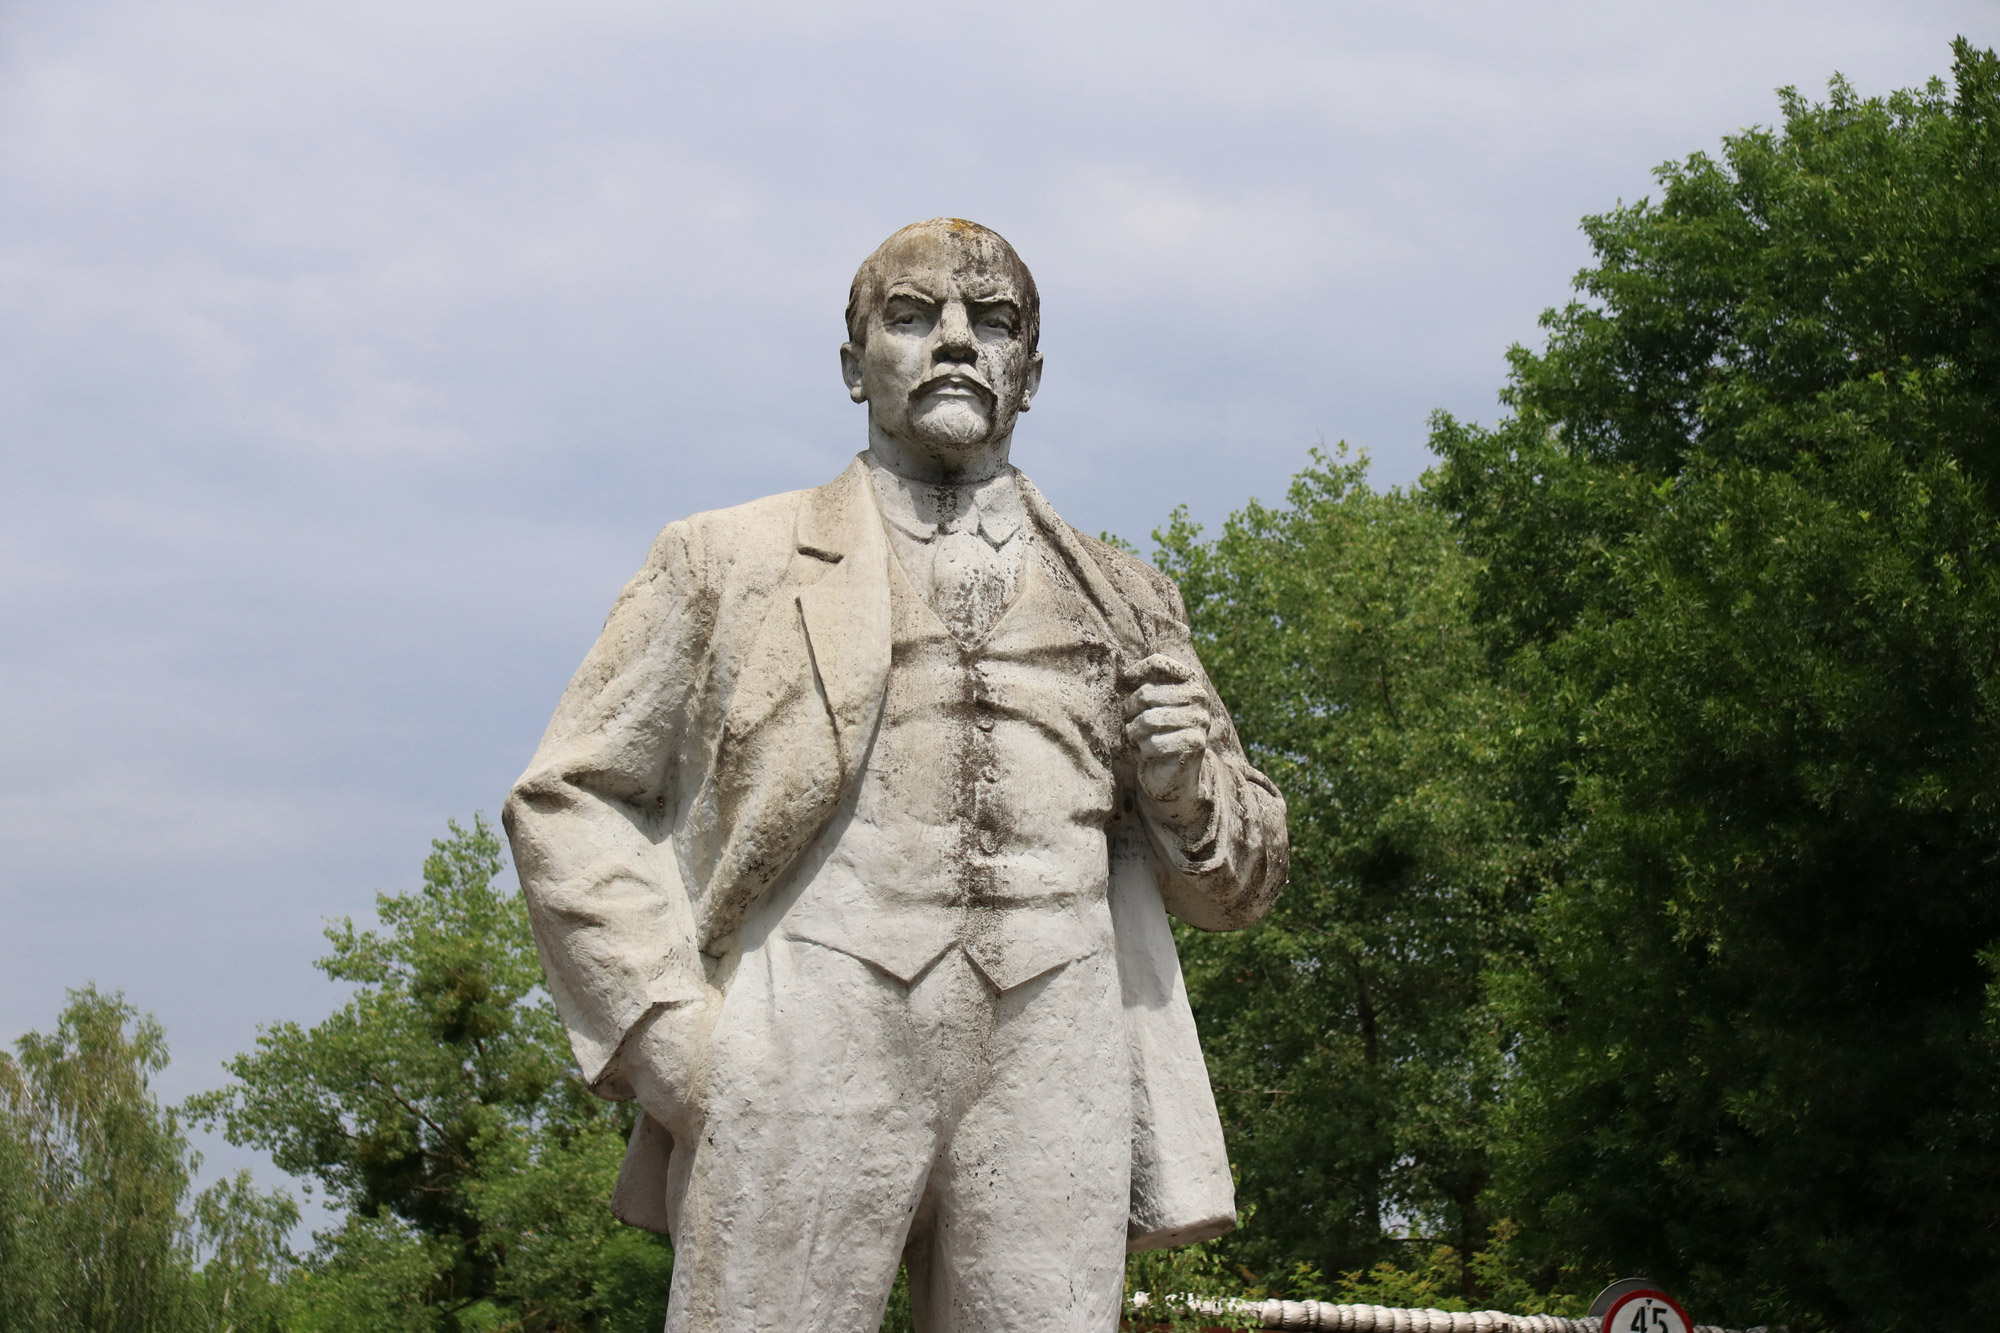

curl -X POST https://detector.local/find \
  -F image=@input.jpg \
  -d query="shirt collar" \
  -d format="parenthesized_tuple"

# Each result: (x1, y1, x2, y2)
(866, 454, 1025, 547)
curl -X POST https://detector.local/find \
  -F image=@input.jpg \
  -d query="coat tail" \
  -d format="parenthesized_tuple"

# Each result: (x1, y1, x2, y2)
(1110, 814, 1237, 1251)
(610, 1112, 676, 1235)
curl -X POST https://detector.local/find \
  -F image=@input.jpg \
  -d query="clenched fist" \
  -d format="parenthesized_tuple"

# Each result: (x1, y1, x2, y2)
(1120, 653, 1212, 823)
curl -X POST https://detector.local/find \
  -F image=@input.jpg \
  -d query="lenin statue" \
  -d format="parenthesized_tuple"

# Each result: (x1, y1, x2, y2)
(504, 218, 1289, 1333)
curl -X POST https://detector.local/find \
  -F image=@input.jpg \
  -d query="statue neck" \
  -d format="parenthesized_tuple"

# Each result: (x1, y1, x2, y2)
(865, 423, 1013, 487)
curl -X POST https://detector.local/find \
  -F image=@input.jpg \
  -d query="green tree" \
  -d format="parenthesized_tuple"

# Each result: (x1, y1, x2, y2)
(195, 816, 672, 1333)
(0, 985, 295, 1333)
(190, 1170, 304, 1333)
(1149, 451, 1529, 1298)
(1431, 41, 2000, 1329)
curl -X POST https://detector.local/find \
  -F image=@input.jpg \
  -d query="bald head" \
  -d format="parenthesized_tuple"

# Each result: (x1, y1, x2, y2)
(845, 219, 1040, 353)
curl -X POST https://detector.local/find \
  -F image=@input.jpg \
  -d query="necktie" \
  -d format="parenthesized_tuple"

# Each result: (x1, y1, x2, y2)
(931, 527, 1012, 645)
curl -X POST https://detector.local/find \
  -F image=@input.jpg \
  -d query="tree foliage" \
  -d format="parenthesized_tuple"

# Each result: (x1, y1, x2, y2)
(1150, 452, 1536, 1300)
(0, 986, 295, 1333)
(194, 816, 672, 1333)
(1431, 40, 2000, 1330)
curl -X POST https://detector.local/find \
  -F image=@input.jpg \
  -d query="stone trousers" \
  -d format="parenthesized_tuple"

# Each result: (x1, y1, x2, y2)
(661, 931, 1131, 1333)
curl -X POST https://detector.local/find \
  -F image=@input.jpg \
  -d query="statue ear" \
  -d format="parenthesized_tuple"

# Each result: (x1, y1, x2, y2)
(839, 342, 867, 403)
(1019, 351, 1044, 412)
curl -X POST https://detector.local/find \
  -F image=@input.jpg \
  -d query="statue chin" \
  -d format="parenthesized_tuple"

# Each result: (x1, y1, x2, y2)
(908, 399, 996, 450)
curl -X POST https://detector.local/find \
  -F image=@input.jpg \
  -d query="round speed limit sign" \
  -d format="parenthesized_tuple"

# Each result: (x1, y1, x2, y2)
(1603, 1289, 1694, 1333)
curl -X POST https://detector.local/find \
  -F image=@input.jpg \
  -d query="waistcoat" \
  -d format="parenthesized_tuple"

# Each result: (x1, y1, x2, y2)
(777, 525, 1124, 990)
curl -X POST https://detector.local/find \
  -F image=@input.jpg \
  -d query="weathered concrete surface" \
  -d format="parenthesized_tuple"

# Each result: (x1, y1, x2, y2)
(506, 219, 1289, 1333)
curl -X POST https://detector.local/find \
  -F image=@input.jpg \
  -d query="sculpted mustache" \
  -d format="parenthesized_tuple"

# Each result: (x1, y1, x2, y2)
(908, 371, 995, 404)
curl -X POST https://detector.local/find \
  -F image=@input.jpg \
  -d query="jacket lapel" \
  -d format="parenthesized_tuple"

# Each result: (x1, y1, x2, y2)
(1017, 474, 1146, 660)
(687, 457, 893, 950)
(793, 456, 894, 779)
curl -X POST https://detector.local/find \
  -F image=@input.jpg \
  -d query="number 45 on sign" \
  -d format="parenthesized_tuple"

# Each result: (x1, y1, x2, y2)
(1603, 1290, 1694, 1333)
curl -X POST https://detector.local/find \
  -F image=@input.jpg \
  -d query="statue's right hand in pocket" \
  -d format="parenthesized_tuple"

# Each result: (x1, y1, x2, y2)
(625, 993, 721, 1144)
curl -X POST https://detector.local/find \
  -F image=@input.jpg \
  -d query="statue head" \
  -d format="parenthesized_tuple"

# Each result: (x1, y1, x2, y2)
(840, 219, 1044, 480)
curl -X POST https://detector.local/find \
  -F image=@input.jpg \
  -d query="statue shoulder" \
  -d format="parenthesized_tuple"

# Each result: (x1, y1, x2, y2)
(639, 484, 819, 589)
(1066, 527, 1189, 625)
(683, 487, 809, 548)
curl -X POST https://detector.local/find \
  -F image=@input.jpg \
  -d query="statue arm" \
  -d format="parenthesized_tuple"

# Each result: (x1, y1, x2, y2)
(503, 519, 715, 1096)
(1137, 585, 1290, 933)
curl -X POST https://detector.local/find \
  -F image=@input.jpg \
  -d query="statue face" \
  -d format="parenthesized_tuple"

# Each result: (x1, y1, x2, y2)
(842, 239, 1043, 465)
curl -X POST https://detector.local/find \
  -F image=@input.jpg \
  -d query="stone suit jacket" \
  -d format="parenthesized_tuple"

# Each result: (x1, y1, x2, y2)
(503, 455, 1289, 1252)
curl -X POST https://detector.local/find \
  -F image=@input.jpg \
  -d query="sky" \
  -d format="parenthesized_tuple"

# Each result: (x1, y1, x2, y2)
(4, 0, 1995, 1223)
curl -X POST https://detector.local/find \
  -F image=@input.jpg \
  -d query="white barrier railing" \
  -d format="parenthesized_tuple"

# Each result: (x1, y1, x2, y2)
(1128, 1295, 1762, 1333)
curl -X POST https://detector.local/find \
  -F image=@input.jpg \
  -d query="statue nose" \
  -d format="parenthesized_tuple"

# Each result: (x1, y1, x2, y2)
(933, 301, 976, 359)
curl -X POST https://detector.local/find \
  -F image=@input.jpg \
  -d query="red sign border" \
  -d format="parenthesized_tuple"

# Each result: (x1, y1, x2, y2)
(1602, 1288, 1696, 1333)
